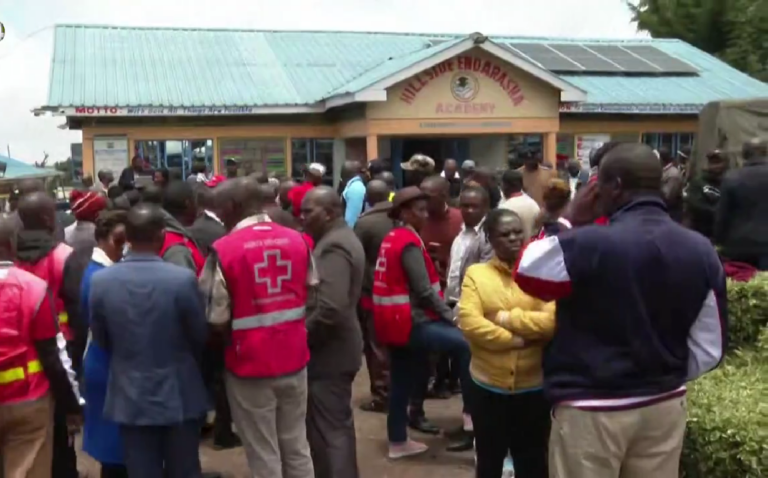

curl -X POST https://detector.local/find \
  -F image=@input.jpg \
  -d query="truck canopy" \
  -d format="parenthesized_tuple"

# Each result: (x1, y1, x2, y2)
(692, 98, 768, 176)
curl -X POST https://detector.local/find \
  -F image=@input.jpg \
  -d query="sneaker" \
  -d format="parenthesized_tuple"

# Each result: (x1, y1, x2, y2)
(502, 456, 515, 478)
(388, 440, 429, 459)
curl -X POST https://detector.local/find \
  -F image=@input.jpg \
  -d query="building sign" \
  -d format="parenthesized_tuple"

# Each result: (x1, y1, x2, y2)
(61, 106, 274, 117)
(560, 103, 703, 114)
(575, 134, 610, 169)
(399, 56, 525, 116)
(93, 137, 129, 175)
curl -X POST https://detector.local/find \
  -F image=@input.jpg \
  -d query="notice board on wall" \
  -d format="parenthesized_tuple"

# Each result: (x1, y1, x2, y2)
(575, 134, 611, 169)
(93, 137, 129, 175)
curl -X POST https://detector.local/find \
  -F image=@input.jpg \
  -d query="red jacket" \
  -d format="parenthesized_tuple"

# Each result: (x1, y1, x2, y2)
(159, 231, 206, 276)
(373, 227, 443, 346)
(214, 222, 311, 378)
(16, 243, 73, 340)
(0, 267, 52, 405)
(288, 182, 315, 218)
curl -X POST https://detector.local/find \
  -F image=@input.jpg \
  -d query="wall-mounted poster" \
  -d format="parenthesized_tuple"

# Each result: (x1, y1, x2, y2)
(575, 134, 611, 169)
(93, 137, 129, 176)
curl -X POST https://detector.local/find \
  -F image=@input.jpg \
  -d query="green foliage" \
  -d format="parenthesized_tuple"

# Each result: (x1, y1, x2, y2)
(726, 273, 768, 350)
(629, 0, 768, 81)
(682, 355, 768, 478)
(681, 275, 768, 477)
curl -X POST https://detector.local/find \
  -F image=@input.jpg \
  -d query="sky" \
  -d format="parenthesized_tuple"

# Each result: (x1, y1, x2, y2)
(0, 0, 642, 165)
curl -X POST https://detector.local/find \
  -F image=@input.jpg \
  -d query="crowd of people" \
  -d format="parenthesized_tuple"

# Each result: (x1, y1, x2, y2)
(1, 137, 765, 478)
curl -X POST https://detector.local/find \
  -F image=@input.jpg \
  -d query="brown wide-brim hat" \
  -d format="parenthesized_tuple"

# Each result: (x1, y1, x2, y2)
(388, 186, 428, 219)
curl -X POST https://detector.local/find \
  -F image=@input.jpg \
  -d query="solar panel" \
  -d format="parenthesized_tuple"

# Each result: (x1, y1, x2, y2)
(547, 44, 621, 72)
(622, 45, 698, 73)
(506, 43, 584, 72)
(586, 45, 661, 73)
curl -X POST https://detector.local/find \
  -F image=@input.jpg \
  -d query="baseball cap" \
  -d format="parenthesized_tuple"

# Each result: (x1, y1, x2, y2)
(401, 154, 435, 173)
(461, 159, 476, 170)
(308, 162, 327, 175)
(225, 158, 238, 166)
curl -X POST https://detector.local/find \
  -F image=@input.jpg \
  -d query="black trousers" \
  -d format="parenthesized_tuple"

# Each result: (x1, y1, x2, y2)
(470, 381, 550, 478)
(121, 420, 202, 478)
(52, 402, 78, 478)
(101, 463, 129, 478)
(307, 373, 359, 478)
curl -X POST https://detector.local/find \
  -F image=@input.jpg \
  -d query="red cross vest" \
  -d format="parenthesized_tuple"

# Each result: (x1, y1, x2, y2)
(0, 267, 51, 405)
(16, 243, 73, 341)
(372, 227, 443, 347)
(213, 221, 311, 378)
(160, 231, 206, 276)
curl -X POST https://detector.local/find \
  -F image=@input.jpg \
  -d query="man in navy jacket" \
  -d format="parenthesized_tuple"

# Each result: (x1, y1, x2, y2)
(90, 204, 209, 478)
(515, 142, 727, 478)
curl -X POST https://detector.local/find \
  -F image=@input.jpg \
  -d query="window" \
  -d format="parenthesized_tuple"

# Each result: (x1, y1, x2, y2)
(291, 138, 334, 185)
(641, 133, 696, 155)
(134, 139, 213, 178)
(508, 134, 543, 169)
(219, 138, 286, 177)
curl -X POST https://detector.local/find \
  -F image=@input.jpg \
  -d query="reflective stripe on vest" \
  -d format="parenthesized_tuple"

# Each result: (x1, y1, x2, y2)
(0, 360, 42, 384)
(231, 306, 306, 331)
(373, 283, 441, 305)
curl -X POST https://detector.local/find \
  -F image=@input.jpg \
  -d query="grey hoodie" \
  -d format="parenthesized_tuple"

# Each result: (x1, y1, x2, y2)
(161, 210, 198, 273)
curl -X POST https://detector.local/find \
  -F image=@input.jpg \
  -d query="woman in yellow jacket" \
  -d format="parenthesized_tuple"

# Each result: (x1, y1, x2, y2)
(458, 208, 555, 478)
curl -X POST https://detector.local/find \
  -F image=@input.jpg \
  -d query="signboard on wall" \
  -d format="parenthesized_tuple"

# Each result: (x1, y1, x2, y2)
(367, 49, 560, 120)
(93, 137, 129, 176)
(575, 134, 610, 169)
(399, 56, 525, 116)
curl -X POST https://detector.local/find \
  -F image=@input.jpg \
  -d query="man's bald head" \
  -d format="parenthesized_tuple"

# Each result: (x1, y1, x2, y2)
(597, 143, 662, 215)
(0, 217, 18, 259)
(304, 186, 341, 212)
(375, 171, 395, 189)
(17, 179, 45, 197)
(17, 192, 56, 231)
(743, 138, 768, 162)
(125, 203, 166, 253)
(366, 179, 390, 205)
(301, 186, 342, 239)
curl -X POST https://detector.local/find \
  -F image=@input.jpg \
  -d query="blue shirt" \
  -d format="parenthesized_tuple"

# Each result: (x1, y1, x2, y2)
(342, 176, 366, 228)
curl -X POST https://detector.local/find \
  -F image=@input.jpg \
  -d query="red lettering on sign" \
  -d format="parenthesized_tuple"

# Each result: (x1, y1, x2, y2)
(73, 107, 121, 115)
(399, 56, 525, 106)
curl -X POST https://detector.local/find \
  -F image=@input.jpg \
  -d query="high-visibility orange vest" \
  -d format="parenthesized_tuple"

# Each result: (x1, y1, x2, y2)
(372, 227, 443, 346)
(0, 266, 51, 405)
(214, 222, 311, 378)
(16, 243, 73, 340)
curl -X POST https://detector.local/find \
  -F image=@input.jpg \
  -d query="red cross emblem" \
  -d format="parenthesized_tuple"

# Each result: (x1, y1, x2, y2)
(374, 257, 387, 282)
(254, 250, 292, 294)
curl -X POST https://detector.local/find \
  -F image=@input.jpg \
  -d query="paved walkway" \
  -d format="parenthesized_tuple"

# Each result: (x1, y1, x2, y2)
(77, 366, 475, 477)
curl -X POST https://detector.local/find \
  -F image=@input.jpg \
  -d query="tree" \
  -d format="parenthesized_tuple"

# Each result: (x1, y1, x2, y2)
(629, 0, 768, 82)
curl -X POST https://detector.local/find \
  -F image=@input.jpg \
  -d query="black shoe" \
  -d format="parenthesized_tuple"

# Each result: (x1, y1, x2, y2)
(408, 416, 441, 435)
(446, 431, 474, 452)
(359, 399, 388, 414)
(213, 432, 242, 450)
(448, 382, 462, 395)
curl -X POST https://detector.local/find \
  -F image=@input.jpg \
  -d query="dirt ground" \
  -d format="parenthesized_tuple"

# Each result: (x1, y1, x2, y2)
(76, 366, 475, 478)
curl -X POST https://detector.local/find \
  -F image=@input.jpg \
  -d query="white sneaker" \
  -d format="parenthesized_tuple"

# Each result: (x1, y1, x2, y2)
(388, 440, 429, 459)
(502, 456, 515, 478)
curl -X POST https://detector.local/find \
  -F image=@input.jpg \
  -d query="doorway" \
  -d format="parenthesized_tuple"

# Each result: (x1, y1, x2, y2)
(402, 138, 446, 172)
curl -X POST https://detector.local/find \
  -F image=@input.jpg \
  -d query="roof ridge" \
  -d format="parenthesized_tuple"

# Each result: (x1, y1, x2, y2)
(52, 24, 676, 43)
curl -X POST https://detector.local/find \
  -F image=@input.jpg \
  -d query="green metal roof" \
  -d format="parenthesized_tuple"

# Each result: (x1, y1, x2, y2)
(45, 24, 768, 112)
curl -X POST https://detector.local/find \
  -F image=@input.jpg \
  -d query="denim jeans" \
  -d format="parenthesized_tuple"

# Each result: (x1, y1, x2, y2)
(387, 320, 471, 443)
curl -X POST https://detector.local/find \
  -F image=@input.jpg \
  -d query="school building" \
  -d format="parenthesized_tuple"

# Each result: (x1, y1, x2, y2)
(35, 25, 768, 186)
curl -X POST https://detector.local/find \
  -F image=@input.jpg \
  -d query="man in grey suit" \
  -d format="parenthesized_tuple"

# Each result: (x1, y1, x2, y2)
(89, 203, 209, 478)
(301, 187, 365, 478)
